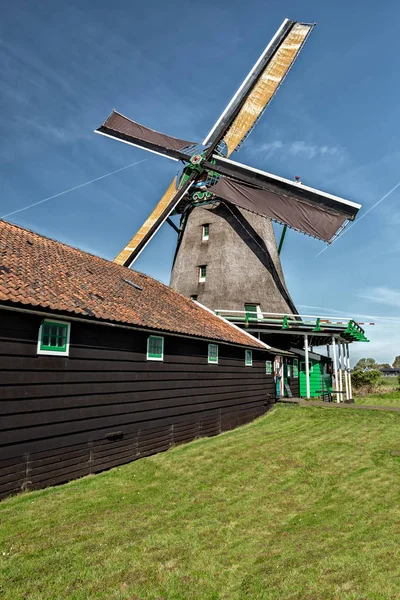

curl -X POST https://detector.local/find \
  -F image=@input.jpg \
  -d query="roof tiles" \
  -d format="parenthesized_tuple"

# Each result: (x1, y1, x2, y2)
(0, 220, 265, 350)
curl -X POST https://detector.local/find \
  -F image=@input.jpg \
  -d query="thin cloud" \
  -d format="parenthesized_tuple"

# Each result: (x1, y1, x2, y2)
(252, 139, 346, 162)
(358, 287, 400, 308)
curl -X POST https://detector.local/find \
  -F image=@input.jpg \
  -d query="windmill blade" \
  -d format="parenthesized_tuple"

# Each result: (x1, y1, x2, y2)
(114, 177, 194, 267)
(206, 155, 361, 220)
(96, 110, 197, 162)
(203, 20, 314, 156)
(207, 177, 356, 243)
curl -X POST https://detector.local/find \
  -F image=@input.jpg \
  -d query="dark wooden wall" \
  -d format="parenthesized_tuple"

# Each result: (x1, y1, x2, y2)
(0, 309, 275, 499)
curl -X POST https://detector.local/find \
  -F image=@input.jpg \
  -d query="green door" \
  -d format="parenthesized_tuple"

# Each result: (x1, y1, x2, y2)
(300, 360, 323, 397)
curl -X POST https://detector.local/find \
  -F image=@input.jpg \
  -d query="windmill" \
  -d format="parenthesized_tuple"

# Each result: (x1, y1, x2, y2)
(96, 19, 361, 315)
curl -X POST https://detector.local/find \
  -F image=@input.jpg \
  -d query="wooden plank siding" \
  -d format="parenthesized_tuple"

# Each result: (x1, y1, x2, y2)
(0, 309, 275, 499)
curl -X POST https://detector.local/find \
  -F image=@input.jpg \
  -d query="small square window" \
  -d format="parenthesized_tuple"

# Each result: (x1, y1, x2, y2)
(202, 224, 209, 241)
(266, 360, 272, 375)
(147, 335, 164, 361)
(245, 349, 253, 366)
(245, 304, 262, 320)
(198, 265, 207, 282)
(208, 343, 218, 364)
(38, 320, 70, 356)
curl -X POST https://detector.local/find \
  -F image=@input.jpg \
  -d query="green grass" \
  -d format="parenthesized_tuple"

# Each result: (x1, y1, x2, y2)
(1, 406, 400, 599)
(355, 377, 400, 407)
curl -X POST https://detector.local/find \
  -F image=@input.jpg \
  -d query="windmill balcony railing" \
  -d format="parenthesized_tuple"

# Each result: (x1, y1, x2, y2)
(213, 310, 372, 342)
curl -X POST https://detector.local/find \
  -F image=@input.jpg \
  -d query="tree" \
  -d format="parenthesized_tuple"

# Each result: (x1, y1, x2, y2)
(393, 356, 400, 368)
(353, 358, 378, 371)
(351, 369, 383, 394)
(378, 363, 391, 369)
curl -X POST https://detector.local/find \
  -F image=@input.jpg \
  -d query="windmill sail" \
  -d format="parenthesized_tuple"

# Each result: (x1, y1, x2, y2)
(96, 111, 197, 161)
(114, 177, 194, 267)
(208, 177, 349, 242)
(203, 20, 314, 156)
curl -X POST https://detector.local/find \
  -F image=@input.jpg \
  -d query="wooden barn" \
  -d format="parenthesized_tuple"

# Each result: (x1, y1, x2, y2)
(0, 221, 278, 499)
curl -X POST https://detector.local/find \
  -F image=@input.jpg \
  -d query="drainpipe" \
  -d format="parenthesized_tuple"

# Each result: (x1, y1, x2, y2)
(332, 336, 339, 403)
(304, 334, 310, 399)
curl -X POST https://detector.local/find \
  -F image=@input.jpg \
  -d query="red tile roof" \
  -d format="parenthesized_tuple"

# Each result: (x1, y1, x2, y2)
(0, 220, 266, 350)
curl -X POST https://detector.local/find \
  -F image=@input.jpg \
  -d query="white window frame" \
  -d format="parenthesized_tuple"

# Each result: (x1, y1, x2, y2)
(147, 335, 164, 361)
(37, 319, 71, 356)
(208, 343, 218, 364)
(245, 349, 253, 367)
(202, 224, 209, 241)
(198, 265, 207, 283)
(266, 360, 272, 375)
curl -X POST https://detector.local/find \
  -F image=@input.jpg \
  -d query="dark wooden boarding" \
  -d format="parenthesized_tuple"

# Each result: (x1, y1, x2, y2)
(0, 309, 275, 499)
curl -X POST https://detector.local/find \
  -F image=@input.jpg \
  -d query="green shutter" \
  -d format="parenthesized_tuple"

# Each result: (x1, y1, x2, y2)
(147, 336, 164, 360)
(245, 349, 253, 366)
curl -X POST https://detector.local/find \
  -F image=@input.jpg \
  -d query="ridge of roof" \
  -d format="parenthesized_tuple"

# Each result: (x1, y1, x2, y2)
(0, 219, 266, 350)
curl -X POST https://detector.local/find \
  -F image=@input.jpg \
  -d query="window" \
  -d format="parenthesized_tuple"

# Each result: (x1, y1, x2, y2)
(245, 349, 253, 366)
(202, 224, 209, 241)
(147, 335, 164, 361)
(190, 295, 198, 301)
(287, 363, 292, 378)
(300, 361, 313, 373)
(293, 359, 299, 377)
(208, 343, 218, 364)
(198, 265, 207, 282)
(37, 320, 70, 356)
(266, 360, 272, 375)
(245, 304, 262, 320)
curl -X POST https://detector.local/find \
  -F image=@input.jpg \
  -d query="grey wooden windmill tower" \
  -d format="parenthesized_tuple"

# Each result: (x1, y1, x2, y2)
(96, 19, 361, 315)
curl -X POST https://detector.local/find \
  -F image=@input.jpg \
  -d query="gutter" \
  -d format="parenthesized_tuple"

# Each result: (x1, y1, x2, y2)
(0, 301, 266, 351)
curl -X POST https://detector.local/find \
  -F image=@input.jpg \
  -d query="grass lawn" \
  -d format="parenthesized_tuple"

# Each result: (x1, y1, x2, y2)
(1, 405, 400, 599)
(355, 377, 400, 407)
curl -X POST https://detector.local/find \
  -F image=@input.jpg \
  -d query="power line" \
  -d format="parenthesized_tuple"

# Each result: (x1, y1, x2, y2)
(315, 180, 400, 257)
(1, 159, 148, 219)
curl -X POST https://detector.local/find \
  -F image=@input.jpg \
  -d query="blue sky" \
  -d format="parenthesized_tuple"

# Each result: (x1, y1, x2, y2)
(1, 0, 400, 364)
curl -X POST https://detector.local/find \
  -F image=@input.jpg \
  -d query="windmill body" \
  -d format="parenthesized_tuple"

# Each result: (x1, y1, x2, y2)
(170, 204, 297, 315)
(96, 19, 362, 318)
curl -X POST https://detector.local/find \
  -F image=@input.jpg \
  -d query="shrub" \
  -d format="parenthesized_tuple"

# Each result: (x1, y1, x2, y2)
(351, 369, 383, 395)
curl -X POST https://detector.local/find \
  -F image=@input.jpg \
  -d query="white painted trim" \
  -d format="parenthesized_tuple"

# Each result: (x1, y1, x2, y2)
(126, 182, 193, 267)
(202, 19, 290, 146)
(208, 343, 219, 364)
(37, 319, 71, 357)
(193, 301, 271, 350)
(146, 335, 164, 361)
(212, 155, 362, 210)
(94, 130, 178, 162)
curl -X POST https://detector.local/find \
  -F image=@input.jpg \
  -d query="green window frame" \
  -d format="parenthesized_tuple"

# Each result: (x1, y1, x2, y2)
(147, 335, 164, 361)
(202, 224, 209, 241)
(293, 359, 299, 377)
(198, 265, 207, 282)
(38, 320, 70, 356)
(245, 349, 253, 366)
(208, 343, 218, 364)
(266, 360, 272, 375)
